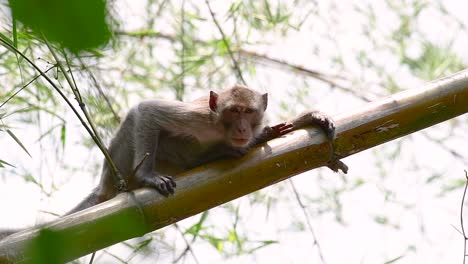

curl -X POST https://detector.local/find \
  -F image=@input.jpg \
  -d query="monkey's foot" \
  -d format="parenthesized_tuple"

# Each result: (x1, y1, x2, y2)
(327, 158, 349, 174)
(138, 174, 177, 197)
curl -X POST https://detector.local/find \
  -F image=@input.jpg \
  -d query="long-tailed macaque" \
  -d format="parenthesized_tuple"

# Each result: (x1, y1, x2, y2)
(0, 85, 347, 240)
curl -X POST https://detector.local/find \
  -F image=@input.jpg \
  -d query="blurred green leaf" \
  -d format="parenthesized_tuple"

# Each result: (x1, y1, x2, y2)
(384, 255, 405, 264)
(0, 32, 16, 53)
(131, 237, 153, 254)
(441, 178, 466, 194)
(6, 128, 31, 157)
(374, 215, 389, 225)
(402, 43, 466, 80)
(60, 124, 66, 150)
(0, 159, 15, 168)
(9, 0, 111, 53)
(185, 211, 209, 238)
(245, 239, 278, 254)
(0, 32, 13, 46)
(23, 174, 39, 185)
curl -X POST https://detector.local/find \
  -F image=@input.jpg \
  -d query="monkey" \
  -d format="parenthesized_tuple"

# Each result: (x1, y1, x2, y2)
(0, 84, 347, 240)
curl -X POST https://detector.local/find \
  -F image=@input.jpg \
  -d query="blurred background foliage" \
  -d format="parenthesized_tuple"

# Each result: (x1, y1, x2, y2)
(0, 0, 468, 263)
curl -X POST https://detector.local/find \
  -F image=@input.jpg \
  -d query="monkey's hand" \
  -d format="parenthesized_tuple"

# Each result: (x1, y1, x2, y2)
(252, 123, 294, 146)
(263, 123, 294, 140)
(136, 172, 176, 197)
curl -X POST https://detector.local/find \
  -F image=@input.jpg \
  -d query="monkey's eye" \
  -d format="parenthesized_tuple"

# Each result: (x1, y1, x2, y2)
(230, 108, 240, 113)
(244, 108, 255, 114)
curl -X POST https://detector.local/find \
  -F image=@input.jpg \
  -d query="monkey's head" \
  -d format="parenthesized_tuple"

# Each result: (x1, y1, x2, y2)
(209, 85, 268, 147)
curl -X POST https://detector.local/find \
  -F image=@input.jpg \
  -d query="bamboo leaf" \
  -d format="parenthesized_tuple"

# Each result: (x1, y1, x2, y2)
(384, 255, 405, 264)
(6, 129, 32, 157)
(0, 33, 15, 53)
(60, 124, 66, 150)
(0, 159, 15, 168)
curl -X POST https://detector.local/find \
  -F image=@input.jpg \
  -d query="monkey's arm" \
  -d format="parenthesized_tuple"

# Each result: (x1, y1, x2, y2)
(133, 125, 176, 197)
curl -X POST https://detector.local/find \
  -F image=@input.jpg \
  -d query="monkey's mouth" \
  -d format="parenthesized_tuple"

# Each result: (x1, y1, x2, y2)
(231, 138, 249, 146)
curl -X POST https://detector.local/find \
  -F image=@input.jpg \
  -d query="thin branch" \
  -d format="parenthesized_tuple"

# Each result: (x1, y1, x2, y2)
(289, 180, 327, 264)
(204, 0, 246, 85)
(172, 223, 200, 264)
(44, 39, 127, 191)
(0, 65, 56, 110)
(461, 170, 468, 264)
(178, 0, 186, 99)
(0, 39, 114, 182)
(422, 132, 468, 167)
(115, 30, 366, 98)
(173, 212, 207, 263)
(78, 58, 120, 122)
(131, 152, 150, 178)
(88, 252, 96, 264)
(238, 50, 372, 102)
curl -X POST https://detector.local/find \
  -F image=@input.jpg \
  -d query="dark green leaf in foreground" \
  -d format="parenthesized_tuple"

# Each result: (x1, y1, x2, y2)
(9, 0, 111, 53)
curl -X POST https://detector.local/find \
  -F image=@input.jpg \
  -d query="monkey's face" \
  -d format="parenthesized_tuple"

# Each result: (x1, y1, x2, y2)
(223, 105, 263, 147)
(211, 85, 268, 147)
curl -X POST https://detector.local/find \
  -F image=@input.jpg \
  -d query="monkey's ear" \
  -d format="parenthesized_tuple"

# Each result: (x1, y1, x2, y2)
(261, 93, 268, 111)
(209, 91, 219, 111)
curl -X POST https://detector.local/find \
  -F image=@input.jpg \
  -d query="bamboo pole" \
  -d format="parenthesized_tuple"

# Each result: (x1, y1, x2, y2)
(1, 70, 468, 263)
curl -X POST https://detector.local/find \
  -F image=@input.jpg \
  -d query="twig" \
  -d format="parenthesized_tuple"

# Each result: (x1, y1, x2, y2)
(238, 50, 372, 102)
(289, 179, 327, 264)
(460, 170, 468, 264)
(0, 65, 56, 110)
(88, 252, 96, 264)
(78, 58, 120, 122)
(44, 39, 127, 192)
(204, 0, 246, 85)
(173, 212, 207, 263)
(131, 153, 150, 177)
(115, 30, 366, 98)
(172, 223, 200, 264)
(0, 39, 111, 175)
(422, 132, 468, 167)
(178, 0, 186, 99)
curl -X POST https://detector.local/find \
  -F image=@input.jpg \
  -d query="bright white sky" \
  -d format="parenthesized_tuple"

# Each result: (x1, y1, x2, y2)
(1, 0, 468, 263)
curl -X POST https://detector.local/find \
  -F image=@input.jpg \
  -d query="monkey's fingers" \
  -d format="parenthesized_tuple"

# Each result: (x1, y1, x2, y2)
(160, 175, 176, 194)
(141, 175, 176, 196)
(270, 123, 294, 137)
(278, 123, 294, 135)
